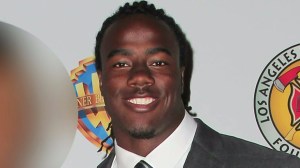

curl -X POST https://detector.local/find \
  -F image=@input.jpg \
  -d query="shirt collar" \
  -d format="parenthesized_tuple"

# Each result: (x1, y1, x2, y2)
(114, 141, 143, 168)
(114, 111, 197, 168)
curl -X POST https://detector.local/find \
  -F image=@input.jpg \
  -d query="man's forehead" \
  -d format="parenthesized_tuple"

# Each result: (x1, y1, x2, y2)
(104, 14, 173, 39)
(100, 14, 178, 54)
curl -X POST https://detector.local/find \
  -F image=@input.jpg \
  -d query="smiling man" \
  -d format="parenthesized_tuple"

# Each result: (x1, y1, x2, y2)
(95, 1, 300, 168)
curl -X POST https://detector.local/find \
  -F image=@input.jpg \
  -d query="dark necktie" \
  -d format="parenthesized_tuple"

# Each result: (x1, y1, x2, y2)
(134, 160, 153, 168)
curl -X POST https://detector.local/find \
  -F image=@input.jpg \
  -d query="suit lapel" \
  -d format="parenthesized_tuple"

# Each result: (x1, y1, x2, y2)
(98, 119, 226, 168)
(184, 118, 225, 168)
(97, 150, 115, 168)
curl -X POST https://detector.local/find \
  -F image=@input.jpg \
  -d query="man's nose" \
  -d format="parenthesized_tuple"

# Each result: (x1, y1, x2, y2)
(127, 66, 154, 90)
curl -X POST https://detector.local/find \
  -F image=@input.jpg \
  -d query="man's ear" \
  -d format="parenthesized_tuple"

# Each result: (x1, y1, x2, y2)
(180, 67, 185, 93)
(97, 71, 103, 91)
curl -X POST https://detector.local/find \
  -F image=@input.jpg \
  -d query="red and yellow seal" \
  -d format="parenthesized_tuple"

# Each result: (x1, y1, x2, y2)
(255, 44, 300, 157)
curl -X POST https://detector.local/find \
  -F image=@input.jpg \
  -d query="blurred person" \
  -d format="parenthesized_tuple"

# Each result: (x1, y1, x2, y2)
(0, 22, 77, 168)
(0, 39, 29, 168)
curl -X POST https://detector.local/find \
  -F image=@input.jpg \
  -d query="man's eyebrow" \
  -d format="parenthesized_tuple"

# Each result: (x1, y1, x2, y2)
(145, 47, 172, 56)
(106, 48, 132, 59)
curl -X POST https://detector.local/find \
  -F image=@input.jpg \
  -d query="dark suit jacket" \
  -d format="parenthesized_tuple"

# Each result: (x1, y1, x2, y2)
(98, 118, 300, 168)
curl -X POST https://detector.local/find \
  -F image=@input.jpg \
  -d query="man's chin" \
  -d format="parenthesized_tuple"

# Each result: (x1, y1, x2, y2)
(128, 128, 156, 139)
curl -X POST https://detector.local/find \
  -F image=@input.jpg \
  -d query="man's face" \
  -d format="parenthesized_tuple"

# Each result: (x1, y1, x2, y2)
(99, 14, 185, 139)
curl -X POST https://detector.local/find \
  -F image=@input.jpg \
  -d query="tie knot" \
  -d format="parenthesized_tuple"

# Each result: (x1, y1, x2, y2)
(134, 160, 153, 168)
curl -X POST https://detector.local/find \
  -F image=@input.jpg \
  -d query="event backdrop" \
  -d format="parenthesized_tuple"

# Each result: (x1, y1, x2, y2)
(1, 0, 300, 167)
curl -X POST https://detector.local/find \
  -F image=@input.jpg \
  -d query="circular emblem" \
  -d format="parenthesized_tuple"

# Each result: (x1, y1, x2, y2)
(255, 44, 300, 157)
(70, 56, 113, 153)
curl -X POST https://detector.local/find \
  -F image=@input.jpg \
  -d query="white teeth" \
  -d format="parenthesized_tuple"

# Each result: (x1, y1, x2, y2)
(128, 97, 155, 105)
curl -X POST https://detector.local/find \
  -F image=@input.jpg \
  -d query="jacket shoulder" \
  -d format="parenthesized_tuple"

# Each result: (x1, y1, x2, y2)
(192, 118, 300, 167)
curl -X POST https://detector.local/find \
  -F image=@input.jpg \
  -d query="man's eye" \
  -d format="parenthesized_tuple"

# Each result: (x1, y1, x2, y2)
(151, 61, 168, 66)
(113, 62, 129, 68)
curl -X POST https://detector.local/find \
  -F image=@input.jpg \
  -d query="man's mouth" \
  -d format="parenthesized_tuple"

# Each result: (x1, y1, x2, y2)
(127, 97, 156, 105)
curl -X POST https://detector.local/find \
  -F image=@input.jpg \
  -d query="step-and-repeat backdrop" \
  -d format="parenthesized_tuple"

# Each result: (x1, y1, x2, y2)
(1, 1, 300, 167)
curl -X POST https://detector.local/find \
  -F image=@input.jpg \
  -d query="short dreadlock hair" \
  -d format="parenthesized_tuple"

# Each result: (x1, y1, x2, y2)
(95, 1, 195, 116)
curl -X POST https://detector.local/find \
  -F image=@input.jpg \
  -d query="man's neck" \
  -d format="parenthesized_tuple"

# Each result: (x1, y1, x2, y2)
(113, 111, 185, 157)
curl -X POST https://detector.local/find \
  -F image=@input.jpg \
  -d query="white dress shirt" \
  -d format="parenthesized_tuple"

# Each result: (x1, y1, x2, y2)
(112, 111, 197, 168)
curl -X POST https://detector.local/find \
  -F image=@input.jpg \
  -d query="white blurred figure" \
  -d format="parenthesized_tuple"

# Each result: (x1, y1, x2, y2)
(0, 48, 28, 168)
(0, 22, 77, 168)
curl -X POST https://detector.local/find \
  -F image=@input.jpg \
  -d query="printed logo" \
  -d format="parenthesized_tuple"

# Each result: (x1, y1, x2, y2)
(70, 56, 113, 153)
(254, 44, 300, 157)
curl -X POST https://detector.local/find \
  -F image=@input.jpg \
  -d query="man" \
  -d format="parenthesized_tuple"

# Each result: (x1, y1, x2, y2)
(95, 1, 300, 167)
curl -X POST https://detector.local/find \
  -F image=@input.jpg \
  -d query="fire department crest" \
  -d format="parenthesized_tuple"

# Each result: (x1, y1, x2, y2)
(254, 44, 300, 157)
(70, 56, 113, 153)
